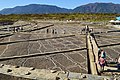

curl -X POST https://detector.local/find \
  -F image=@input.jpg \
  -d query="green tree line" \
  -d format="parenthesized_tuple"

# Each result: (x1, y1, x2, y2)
(0, 13, 120, 22)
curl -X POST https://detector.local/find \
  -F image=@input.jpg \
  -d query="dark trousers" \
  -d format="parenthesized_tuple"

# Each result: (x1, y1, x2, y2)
(117, 63, 120, 70)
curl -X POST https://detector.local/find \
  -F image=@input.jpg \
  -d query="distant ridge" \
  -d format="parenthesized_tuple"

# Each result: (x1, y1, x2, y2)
(0, 4, 71, 14)
(0, 3, 120, 14)
(73, 2, 120, 13)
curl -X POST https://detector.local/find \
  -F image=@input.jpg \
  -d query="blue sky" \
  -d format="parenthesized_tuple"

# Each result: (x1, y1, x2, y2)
(0, 0, 120, 10)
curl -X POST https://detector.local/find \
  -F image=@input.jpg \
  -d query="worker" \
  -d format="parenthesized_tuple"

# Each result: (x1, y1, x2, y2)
(81, 28, 85, 34)
(47, 29, 49, 33)
(86, 25, 89, 33)
(117, 54, 120, 70)
(52, 29, 54, 34)
(98, 49, 107, 69)
(101, 50, 107, 66)
(63, 30, 66, 34)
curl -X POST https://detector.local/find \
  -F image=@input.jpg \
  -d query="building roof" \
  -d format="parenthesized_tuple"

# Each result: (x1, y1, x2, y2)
(109, 20, 120, 23)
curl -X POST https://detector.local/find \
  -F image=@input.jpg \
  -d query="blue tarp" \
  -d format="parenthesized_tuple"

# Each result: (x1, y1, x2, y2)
(116, 17, 120, 20)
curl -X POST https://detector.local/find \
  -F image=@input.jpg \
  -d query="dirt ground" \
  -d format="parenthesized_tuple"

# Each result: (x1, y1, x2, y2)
(0, 20, 120, 74)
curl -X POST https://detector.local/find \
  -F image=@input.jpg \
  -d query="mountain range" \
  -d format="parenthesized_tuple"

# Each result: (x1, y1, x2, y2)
(0, 2, 120, 14)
